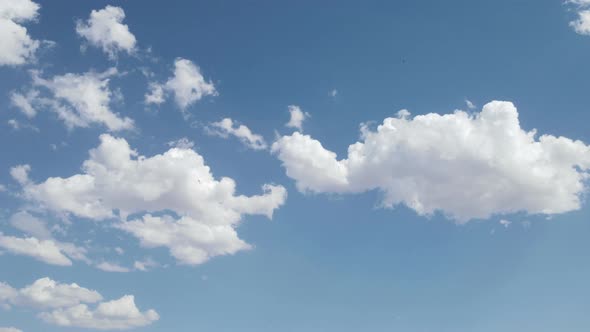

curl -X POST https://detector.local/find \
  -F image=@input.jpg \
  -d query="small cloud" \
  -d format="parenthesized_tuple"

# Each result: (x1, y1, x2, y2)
(134, 258, 159, 272)
(330, 89, 338, 97)
(206, 118, 267, 150)
(285, 105, 310, 131)
(167, 137, 194, 149)
(465, 99, 476, 110)
(96, 261, 131, 273)
(499, 219, 512, 228)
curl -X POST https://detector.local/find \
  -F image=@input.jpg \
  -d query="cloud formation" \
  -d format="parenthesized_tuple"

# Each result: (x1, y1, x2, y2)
(1, 278, 158, 330)
(23, 68, 134, 131)
(207, 118, 268, 150)
(1, 209, 88, 266)
(17, 134, 287, 265)
(145, 58, 217, 112)
(76, 6, 136, 58)
(569, 0, 590, 35)
(0, 0, 40, 66)
(285, 105, 309, 131)
(272, 101, 590, 221)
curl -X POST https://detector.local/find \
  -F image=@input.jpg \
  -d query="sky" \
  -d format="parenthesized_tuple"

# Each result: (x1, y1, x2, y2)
(1, 0, 590, 331)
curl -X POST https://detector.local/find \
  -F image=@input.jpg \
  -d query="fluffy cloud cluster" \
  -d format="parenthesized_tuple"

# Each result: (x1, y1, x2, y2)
(17, 134, 286, 265)
(0, 278, 158, 330)
(0, 0, 40, 66)
(145, 58, 217, 111)
(272, 101, 590, 221)
(207, 118, 268, 150)
(10, 68, 134, 131)
(76, 6, 136, 58)
(285, 105, 309, 131)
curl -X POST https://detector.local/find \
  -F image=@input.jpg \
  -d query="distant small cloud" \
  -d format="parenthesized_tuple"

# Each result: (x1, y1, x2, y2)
(330, 89, 338, 97)
(167, 137, 194, 149)
(465, 99, 476, 110)
(285, 105, 310, 131)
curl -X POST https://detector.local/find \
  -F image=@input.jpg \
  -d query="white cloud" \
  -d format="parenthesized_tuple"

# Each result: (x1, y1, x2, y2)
(499, 219, 512, 228)
(167, 137, 194, 149)
(29, 68, 134, 131)
(330, 89, 338, 97)
(119, 214, 251, 265)
(133, 258, 158, 271)
(0, 233, 72, 266)
(10, 90, 38, 118)
(9, 211, 52, 239)
(0, 0, 39, 22)
(1, 209, 88, 266)
(10, 164, 31, 185)
(144, 82, 164, 105)
(272, 101, 590, 222)
(95, 262, 130, 273)
(18, 134, 287, 265)
(465, 99, 476, 110)
(75, 6, 136, 59)
(570, 10, 590, 35)
(285, 105, 309, 131)
(40, 295, 159, 330)
(0, 0, 40, 66)
(6, 119, 38, 132)
(0, 327, 22, 332)
(0, 277, 101, 309)
(145, 58, 217, 111)
(207, 118, 267, 150)
(1, 278, 158, 330)
(568, 0, 590, 6)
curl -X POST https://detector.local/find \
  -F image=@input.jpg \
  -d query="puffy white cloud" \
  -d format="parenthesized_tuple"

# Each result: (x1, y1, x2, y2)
(207, 118, 267, 150)
(272, 101, 590, 221)
(40, 295, 159, 330)
(29, 68, 134, 131)
(119, 214, 250, 265)
(285, 105, 309, 131)
(499, 219, 512, 228)
(0, 277, 102, 309)
(75, 6, 136, 59)
(1, 278, 158, 330)
(18, 134, 287, 265)
(145, 58, 217, 111)
(570, 10, 590, 35)
(0, 0, 40, 66)
(0, 0, 39, 22)
(95, 262, 130, 273)
(10, 164, 31, 185)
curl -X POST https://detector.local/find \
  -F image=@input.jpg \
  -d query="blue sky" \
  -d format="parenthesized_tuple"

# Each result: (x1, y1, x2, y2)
(1, 0, 590, 331)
